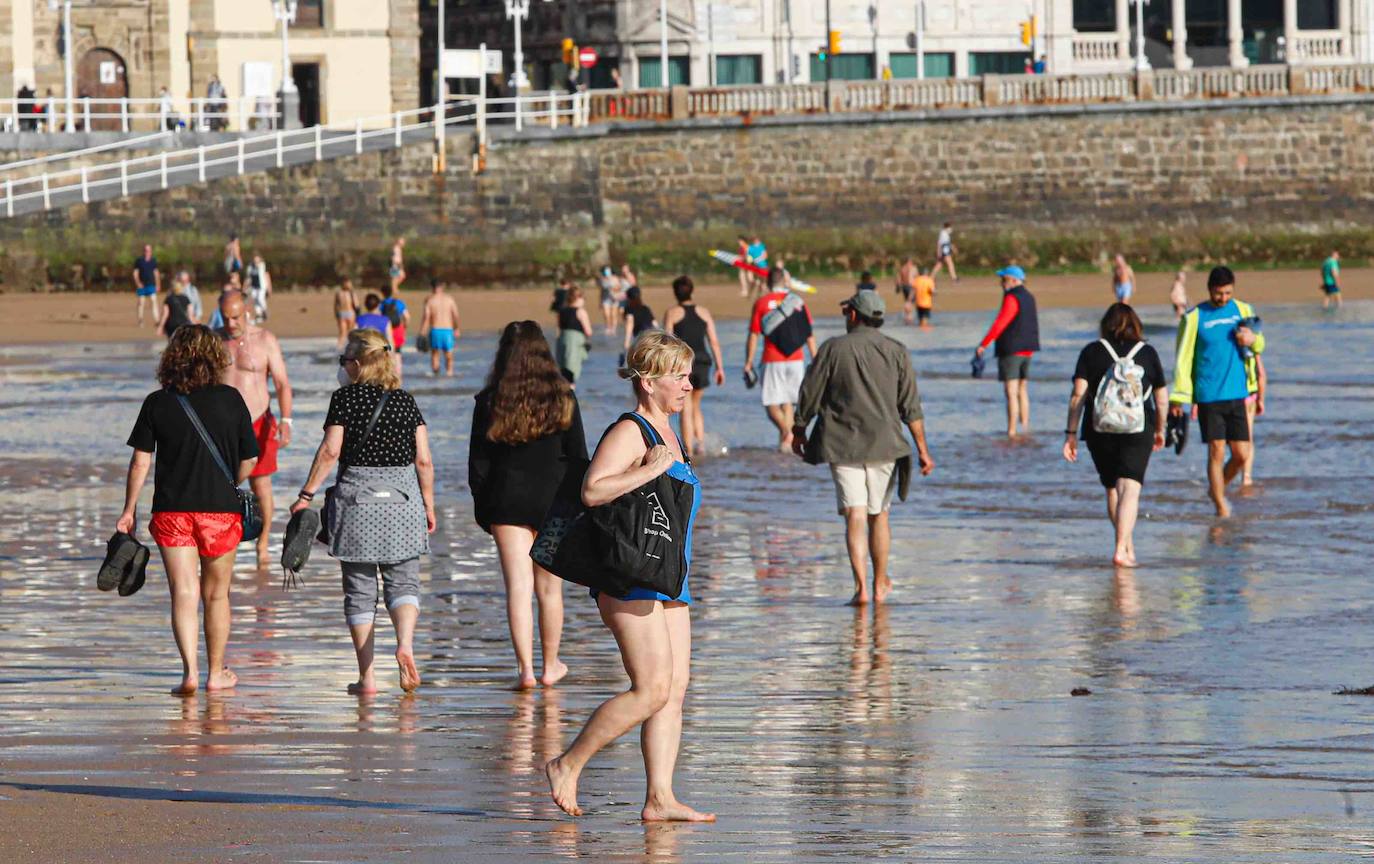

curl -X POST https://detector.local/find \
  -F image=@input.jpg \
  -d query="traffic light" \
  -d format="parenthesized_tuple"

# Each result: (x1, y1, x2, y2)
(1019, 16, 1037, 47)
(828, 30, 841, 56)
(561, 38, 575, 66)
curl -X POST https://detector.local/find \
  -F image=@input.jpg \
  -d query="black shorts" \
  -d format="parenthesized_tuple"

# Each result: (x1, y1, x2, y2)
(1197, 399, 1250, 443)
(1086, 432, 1154, 488)
(898, 284, 913, 300)
(917, 306, 931, 323)
(689, 362, 713, 390)
(997, 354, 1032, 381)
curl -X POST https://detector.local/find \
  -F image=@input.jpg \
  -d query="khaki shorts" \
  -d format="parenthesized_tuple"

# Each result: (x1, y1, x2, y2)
(830, 462, 896, 516)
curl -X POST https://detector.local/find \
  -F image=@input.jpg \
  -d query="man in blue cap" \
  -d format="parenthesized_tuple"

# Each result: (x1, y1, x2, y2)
(975, 265, 1040, 438)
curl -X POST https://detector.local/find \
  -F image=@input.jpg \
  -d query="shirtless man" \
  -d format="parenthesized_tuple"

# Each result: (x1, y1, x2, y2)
(419, 278, 461, 376)
(389, 237, 407, 292)
(1170, 270, 1189, 318)
(334, 277, 358, 348)
(217, 293, 293, 568)
(896, 257, 918, 325)
(1112, 254, 1136, 305)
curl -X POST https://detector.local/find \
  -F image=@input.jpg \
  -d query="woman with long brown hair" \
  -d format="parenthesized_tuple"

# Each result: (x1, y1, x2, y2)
(292, 327, 435, 695)
(118, 325, 259, 694)
(1063, 303, 1168, 566)
(469, 321, 588, 689)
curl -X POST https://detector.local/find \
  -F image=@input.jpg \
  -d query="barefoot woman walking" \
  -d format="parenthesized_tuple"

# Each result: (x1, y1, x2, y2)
(292, 328, 435, 694)
(1063, 304, 1168, 567)
(470, 321, 587, 688)
(119, 325, 258, 694)
(545, 331, 715, 823)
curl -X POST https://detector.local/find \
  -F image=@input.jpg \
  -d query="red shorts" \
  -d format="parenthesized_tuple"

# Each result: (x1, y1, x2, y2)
(149, 512, 243, 557)
(251, 411, 279, 477)
(392, 325, 407, 349)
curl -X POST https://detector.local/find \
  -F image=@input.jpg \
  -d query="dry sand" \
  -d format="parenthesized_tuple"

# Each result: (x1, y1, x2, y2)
(0, 268, 1361, 345)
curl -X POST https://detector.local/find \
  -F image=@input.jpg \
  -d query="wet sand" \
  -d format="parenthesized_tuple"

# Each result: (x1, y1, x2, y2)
(0, 266, 1366, 345)
(2, 302, 1373, 861)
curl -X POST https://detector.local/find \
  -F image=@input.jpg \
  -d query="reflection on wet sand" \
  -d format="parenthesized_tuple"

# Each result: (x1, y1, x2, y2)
(1, 305, 1373, 860)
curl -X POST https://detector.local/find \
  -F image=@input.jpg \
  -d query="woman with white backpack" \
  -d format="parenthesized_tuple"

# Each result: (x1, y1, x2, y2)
(1063, 303, 1168, 567)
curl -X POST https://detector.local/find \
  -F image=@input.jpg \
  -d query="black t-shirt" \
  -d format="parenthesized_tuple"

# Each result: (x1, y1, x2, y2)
(165, 293, 192, 333)
(324, 384, 426, 467)
(134, 256, 158, 287)
(630, 305, 655, 336)
(127, 385, 259, 513)
(1072, 338, 1167, 438)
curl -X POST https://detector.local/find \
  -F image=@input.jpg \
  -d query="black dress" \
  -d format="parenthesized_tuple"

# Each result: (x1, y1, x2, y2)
(1073, 338, 1167, 488)
(468, 389, 589, 532)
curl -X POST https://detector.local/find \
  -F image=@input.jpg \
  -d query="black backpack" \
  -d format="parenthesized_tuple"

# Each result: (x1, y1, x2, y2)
(381, 298, 404, 328)
(531, 413, 692, 598)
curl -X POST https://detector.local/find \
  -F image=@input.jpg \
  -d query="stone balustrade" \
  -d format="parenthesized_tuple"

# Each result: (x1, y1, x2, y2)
(583, 63, 1374, 125)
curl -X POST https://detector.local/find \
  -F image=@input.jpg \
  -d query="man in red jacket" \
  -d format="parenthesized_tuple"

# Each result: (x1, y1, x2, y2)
(974, 265, 1040, 438)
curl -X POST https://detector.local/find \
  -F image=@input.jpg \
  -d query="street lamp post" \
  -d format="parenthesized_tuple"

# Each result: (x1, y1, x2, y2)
(502, 0, 527, 130)
(271, 0, 300, 129)
(48, 0, 74, 132)
(503, 0, 530, 130)
(1133, 0, 1151, 72)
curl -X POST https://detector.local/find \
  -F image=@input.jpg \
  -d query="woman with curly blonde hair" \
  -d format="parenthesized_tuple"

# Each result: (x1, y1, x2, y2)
(293, 327, 434, 695)
(544, 330, 713, 823)
(118, 325, 260, 695)
(469, 321, 588, 689)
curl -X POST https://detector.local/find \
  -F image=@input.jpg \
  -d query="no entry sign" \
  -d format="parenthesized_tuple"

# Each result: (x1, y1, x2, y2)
(578, 47, 599, 68)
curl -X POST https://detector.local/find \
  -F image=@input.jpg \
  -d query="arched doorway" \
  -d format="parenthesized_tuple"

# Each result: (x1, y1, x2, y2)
(76, 48, 129, 131)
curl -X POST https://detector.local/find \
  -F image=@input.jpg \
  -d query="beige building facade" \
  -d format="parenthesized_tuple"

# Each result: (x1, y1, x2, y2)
(1, 0, 419, 128)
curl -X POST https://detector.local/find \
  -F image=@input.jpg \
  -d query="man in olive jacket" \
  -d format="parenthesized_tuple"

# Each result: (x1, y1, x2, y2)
(791, 290, 934, 605)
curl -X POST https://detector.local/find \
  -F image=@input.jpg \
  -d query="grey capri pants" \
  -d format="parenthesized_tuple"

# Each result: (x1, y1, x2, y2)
(341, 558, 421, 626)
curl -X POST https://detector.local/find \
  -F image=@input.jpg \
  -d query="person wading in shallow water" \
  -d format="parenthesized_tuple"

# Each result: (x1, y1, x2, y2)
(545, 331, 715, 824)
(292, 328, 435, 695)
(470, 322, 587, 689)
(216, 292, 293, 568)
(120, 325, 259, 695)
(792, 289, 934, 605)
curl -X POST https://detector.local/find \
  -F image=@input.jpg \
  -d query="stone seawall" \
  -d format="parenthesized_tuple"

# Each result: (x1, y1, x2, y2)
(3, 97, 1373, 290)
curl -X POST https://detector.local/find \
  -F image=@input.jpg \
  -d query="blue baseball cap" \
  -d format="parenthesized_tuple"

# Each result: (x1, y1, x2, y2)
(996, 265, 1026, 281)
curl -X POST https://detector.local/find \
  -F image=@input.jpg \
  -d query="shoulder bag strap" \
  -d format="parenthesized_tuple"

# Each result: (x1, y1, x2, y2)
(354, 391, 391, 457)
(1098, 338, 1121, 362)
(620, 411, 691, 464)
(174, 392, 238, 489)
(1123, 341, 1146, 361)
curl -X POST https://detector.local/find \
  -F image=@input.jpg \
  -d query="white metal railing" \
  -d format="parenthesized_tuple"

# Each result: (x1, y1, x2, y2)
(0, 94, 588, 216)
(0, 96, 279, 134)
(0, 129, 172, 173)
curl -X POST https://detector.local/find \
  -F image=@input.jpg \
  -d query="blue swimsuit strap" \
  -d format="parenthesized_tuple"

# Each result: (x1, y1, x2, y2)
(621, 412, 690, 466)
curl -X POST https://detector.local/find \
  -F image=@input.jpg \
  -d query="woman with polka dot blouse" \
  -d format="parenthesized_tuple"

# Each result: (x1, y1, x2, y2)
(292, 327, 435, 695)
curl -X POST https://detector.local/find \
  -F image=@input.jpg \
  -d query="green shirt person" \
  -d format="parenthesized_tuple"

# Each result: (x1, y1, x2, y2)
(1321, 251, 1342, 309)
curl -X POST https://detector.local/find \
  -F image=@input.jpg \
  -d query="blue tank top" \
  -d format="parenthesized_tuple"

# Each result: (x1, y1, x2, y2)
(357, 312, 390, 333)
(598, 412, 701, 605)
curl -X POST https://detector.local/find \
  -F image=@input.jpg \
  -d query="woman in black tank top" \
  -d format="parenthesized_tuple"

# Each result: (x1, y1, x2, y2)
(663, 275, 727, 457)
(554, 285, 593, 384)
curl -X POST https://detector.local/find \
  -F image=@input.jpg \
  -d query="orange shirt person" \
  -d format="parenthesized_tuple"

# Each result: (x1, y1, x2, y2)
(913, 268, 936, 328)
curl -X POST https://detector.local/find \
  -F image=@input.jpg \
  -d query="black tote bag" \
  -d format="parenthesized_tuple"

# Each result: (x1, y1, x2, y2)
(531, 413, 692, 598)
(587, 414, 692, 598)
